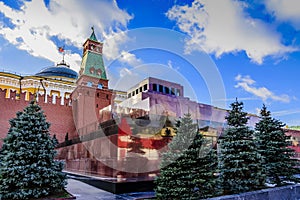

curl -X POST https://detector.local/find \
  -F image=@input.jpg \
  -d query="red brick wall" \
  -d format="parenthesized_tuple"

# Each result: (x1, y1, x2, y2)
(71, 84, 112, 134)
(0, 89, 76, 146)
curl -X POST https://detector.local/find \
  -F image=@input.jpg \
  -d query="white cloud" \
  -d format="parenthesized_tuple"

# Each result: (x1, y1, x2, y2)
(113, 67, 142, 91)
(235, 74, 290, 103)
(167, 60, 172, 69)
(166, 60, 179, 70)
(166, 0, 296, 64)
(272, 109, 300, 117)
(264, 0, 300, 29)
(0, 0, 132, 71)
(119, 51, 142, 67)
(102, 31, 129, 61)
(119, 67, 133, 78)
(235, 74, 255, 85)
(98, 28, 143, 69)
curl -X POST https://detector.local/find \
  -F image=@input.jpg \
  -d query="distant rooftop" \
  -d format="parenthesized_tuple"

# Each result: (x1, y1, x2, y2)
(35, 62, 78, 79)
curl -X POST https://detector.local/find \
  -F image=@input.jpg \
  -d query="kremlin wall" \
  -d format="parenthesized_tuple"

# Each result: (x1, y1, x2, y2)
(1, 29, 300, 181)
(0, 68, 76, 145)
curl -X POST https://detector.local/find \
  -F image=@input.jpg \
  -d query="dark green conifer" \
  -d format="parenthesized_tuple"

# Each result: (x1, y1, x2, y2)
(52, 134, 58, 147)
(0, 101, 66, 200)
(255, 104, 300, 186)
(155, 114, 218, 199)
(218, 99, 264, 195)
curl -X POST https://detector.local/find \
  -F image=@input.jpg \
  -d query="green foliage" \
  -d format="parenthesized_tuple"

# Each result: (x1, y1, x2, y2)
(155, 114, 218, 199)
(52, 134, 58, 147)
(0, 101, 66, 200)
(255, 104, 300, 186)
(288, 126, 300, 130)
(218, 99, 264, 195)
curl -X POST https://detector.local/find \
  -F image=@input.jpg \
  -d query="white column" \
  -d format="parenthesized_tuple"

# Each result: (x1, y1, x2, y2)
(60, 91, 65, 105)
(52, 93, 57, 104)
(36, 91, 39, 102)
(45, 90, 50, 103)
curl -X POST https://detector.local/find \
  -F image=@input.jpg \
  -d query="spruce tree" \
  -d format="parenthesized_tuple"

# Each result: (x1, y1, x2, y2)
(194, 139, 219, 198)
(218, 99, 264, 195)
(52, 134, 58, 147)
(255, 104, 300, 186)
(0, 101, 66, 200)
(155, 113, 218, 199)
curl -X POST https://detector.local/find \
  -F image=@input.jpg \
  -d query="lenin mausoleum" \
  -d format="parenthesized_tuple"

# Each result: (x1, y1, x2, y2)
(1, 29, 300, 193)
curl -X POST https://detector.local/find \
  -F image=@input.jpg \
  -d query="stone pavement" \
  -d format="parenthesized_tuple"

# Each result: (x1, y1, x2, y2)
(66, 178, 155, 200)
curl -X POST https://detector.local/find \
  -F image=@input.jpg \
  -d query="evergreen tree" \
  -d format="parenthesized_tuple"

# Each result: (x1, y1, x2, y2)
(218, 99, 264, 195)
(52, 134, 58, 147)
(155, 114, 218, 199)
(0, 101, 66, 200)
(255, 104, 300, 186)
(194, 139, 219, 198)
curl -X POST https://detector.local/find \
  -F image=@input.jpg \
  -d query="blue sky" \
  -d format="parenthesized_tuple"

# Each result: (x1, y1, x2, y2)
(0, 0, 300, 126)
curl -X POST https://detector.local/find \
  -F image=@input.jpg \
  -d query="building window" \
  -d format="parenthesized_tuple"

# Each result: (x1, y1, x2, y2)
(87, 81, 93, 87)
(89, 67, 95, 74)
(165, 87, 170, 94)
(176, 89, 180, 96)
(128, 93, 131, 98)
(98, 84, 103, 89)
(171, 88, 175, 95)
(139, 86, 142, 93)
(143, 84, 147, 91)
(159, 85, 163, 93)
(96, 104, 98, 108)
(153, 84, 157, 91)
(97, 93, 100, 98)
(132, 91, 135, 96)
(136, 89, 139, 95)
(106, 94, 109, 100)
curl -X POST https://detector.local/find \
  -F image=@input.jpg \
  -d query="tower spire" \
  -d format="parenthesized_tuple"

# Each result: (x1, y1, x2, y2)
(89, 26, 98, 41)
(78, 27, 107, 80)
